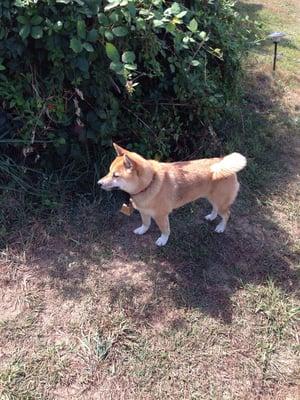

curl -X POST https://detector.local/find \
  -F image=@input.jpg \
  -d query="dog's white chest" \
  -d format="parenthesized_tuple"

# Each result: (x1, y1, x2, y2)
(132, 201, 156, 217)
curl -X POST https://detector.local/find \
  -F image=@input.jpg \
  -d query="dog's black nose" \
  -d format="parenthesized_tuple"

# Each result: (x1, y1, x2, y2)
(97, 179, 103, 186)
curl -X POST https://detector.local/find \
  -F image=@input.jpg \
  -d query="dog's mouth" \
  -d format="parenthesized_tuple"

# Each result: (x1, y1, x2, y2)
(104, 186, 120, 191)
(98, 182, 120, 191)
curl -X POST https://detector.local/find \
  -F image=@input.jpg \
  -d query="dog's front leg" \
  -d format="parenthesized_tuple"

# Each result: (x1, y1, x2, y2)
(154, 214, 170, 246)
(133, 212, 151, 235)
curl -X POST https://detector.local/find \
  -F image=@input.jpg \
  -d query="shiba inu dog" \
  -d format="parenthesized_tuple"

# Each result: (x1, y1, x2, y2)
(98, 143, 247, 246)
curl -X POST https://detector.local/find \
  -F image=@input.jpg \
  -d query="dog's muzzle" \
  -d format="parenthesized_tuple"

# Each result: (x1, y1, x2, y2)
(97, 178, 118, 191)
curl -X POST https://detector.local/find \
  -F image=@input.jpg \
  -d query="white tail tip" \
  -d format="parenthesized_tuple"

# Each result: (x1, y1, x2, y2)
(211, 152, 247, 179)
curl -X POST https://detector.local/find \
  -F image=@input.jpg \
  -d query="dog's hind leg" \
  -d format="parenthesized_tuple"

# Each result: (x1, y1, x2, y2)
(215, 208, 230, 233)
(209, 175, 239, 233)
(134, 212, 151, 235)
(154, 214, 170, 246)
(205, 203, 218, 221)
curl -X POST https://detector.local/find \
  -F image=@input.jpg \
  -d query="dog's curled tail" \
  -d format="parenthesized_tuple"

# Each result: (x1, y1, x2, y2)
(211, 153, 247, 180)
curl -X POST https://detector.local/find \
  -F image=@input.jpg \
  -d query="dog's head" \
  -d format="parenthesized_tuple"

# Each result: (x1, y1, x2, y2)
(98, 143, 149, 194)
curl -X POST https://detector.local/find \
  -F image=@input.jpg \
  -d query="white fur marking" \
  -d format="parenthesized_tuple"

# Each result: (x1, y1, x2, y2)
(211, 152, 247, 177)
(155, 234, 169, 246)
(215, 221, 226, 233)
(205, 210, 218, 221)
(134, 225, 149, 235)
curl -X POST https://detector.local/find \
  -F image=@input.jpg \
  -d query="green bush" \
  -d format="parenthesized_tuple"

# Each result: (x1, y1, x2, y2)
(0, 0, 253, 184)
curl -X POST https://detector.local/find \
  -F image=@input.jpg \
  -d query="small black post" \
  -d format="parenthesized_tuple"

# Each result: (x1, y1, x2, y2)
(273, 41, 278, 71)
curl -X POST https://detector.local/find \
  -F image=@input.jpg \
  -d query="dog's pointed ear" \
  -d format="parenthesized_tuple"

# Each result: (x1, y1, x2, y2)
(123, 154, 134, 170)
(113, 143, 127, 156)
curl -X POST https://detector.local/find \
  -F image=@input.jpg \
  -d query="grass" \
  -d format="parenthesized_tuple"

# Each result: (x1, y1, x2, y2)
(1, 0, 300, 399)
(0, 344, 70, 400)
(237, 0, 300, 78)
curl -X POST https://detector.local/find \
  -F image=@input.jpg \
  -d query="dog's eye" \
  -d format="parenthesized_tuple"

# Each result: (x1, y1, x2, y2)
(113, 172, 119, 178)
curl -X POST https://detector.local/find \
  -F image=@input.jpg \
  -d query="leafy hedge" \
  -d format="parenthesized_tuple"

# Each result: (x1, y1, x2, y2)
(0, 0, 253, 184)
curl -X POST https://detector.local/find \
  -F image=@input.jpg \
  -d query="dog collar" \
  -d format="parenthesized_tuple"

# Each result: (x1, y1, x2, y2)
(131, 172, 156, 196)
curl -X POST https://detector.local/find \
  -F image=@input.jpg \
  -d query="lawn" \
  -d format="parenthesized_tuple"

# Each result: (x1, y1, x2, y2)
(0, 1, 299, 399)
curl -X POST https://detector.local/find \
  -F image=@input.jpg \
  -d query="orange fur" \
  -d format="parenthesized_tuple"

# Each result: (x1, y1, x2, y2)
(98, 144, 247, 246)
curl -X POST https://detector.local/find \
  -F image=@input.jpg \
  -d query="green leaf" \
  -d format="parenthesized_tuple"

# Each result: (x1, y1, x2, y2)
(109, 61, 124, 74)
(105, 31, 114, 41)
(98, 13, 110, 25)
(83, 42, 94, 52)
(105, 42, 119, 62)
(187, 18, 198, 32)
(191, 60, 200, 66)
(57, 137, 66, 145)
(199, 31, 206, 39)
(76, 57, 89, 72)
(0, 65, 6, 71)
(109, 11, 120, 23)
(166, 23, 175, 33)
(0, 28, 5, 40)
(136, 18, 146, 30)
(124, 63, 137, 70)
(77, 20, 86, 39)
(70, 38, 83, 53)
(176, 11, 187, 18)
(55, 21, 63, 31)
(56, 0, 71, 3)
(30, 15, 43, 25)
(31, 26, 43, 39)
(87, 29, 98, 42)
(112, 26, 128, 37)
(19, 25, 30, 40)
(17, 15, 28, 24)
(121, 51, 135, 63)
(127, 3, 136, 16)
(170, 3, 181, 14)
(104, 0, 120, 11)
(153, 19, 164, 28)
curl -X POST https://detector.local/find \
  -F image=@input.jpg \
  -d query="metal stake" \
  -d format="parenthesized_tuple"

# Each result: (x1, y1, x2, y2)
(268, 32, 286, 72)
(273, 42, 278, 71)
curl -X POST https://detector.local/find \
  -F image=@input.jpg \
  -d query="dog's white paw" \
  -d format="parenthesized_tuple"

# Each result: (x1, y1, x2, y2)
(215, 222, 226, 233)
(133, 225, 149, 235)
(155, 234, 169, 247)
(205, 213, 217, 221)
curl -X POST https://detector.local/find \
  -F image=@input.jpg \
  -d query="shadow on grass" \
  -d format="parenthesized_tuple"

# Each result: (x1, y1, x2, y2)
(2, 66, 299, 328)
(237, 1, 300, 54)
(236, 1, 264, 17)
